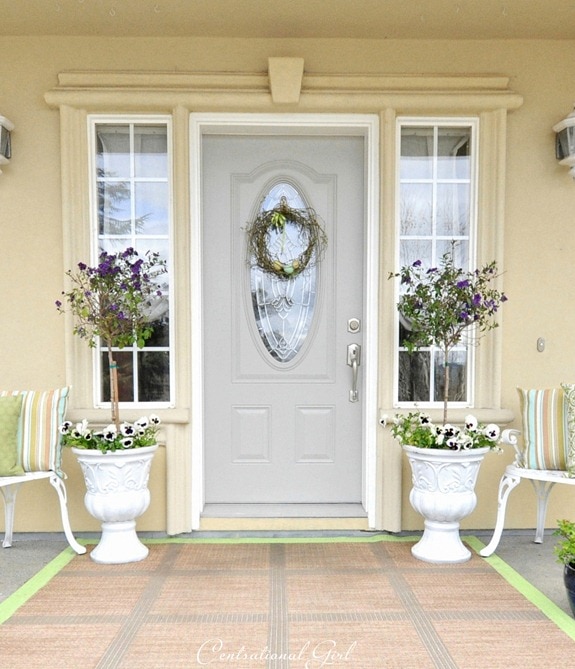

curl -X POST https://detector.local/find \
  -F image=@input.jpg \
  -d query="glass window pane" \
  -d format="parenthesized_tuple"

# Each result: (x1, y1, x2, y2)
(134, 126, 168, 178)
(436, 183, 470, 236)
(135, 182, 169, 234)
(96, 125, 130, 177)
(398, 351, 430, 402)
(98, 180, 132, 235)
(434, 349, 467, 402)
(400, 183, 433, 236)
(400, 239, 432, 270)
(436, 239, 469, 267)
(437, 128, 471, 180)
(101, 351, 134, 403)
(138, 352, 170, 401)
(143, 315, 169, 347)
(400, 128, 433, 179)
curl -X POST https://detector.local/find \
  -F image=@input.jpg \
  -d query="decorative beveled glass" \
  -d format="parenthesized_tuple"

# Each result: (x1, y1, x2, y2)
(250, 182, 319, 363)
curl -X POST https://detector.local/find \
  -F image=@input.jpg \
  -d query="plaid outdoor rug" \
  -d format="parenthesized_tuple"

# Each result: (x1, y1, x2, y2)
(1, 536, 574, 668)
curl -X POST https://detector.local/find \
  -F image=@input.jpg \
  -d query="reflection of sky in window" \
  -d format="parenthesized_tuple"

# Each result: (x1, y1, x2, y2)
(99, 180, 168, 235)
(135, 182, 169, 234)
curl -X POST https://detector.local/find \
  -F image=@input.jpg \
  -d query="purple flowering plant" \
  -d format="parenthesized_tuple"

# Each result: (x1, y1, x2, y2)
(56, 248, 166, 450)
(387, 242, 507, 445)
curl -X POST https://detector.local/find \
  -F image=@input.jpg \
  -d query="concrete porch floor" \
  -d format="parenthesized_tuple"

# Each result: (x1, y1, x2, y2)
(0, 529, 570, 618)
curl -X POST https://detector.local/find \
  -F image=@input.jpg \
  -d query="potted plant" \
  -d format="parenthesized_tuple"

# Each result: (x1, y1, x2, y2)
(554, 519, 575, 616)
(385, 242, 508, 563)
(56, 247, 167, 564)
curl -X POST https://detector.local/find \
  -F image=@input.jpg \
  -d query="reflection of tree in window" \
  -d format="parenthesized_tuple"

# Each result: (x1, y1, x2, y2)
(97, 168, 150, 236)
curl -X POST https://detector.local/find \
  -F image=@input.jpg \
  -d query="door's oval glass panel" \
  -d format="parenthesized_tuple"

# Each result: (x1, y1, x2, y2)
(250, 182, 318, 363)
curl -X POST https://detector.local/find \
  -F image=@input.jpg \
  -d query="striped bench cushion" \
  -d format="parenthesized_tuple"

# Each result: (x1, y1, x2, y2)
(517, 387, 568, 470)
(0, 388, 69, 477)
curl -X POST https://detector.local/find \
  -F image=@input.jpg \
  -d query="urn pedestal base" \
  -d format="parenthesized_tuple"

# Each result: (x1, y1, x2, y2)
(412, 520, 472, 564)
(90, 520, 149, 564)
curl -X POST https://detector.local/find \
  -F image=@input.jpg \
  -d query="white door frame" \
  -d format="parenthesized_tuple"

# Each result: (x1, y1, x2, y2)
(189, 113, 379, 529)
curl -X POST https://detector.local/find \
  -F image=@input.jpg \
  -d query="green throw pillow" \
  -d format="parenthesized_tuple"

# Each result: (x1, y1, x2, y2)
(0, 395, 24, 476)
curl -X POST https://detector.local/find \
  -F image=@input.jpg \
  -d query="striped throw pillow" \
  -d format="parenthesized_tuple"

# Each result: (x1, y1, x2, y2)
(560, 383, 575, 476)
(0, 388, 69, 477)
(517, 387, 568, 470)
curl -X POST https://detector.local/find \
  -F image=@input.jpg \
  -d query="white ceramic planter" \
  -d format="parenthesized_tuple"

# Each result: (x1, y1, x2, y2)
(72, 444, 157, 564)
(403, 444, 489, 564)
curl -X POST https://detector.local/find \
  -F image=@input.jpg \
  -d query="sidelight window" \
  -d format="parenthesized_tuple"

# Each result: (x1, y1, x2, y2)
(395, 120, 477, 408)
(91, 119, 172, 406)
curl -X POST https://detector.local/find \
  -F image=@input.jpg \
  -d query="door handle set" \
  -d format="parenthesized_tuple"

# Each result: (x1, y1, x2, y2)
(347, 343, 361, 402)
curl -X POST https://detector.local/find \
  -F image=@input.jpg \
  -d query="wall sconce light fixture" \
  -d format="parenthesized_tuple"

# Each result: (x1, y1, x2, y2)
(554, 106, 575, 179)
(0, 116, 14, 174)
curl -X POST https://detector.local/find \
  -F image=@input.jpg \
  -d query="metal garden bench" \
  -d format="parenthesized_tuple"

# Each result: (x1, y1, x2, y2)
(480, 386, 575, 558)
(0, 388, 85, 555)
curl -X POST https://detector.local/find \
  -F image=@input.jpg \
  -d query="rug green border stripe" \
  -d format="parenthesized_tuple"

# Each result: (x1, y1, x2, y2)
(464, 535, 575, 640)
(140, 534, 421, 545)
(0, 545, 79, 625)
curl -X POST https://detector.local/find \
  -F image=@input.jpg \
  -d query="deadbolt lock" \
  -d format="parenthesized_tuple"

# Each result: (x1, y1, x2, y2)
(347, 318, 361, 333)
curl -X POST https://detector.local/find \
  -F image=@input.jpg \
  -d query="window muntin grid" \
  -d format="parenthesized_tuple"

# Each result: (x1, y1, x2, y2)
(396, 121, 477, 408)
(92, 120, 172, 407)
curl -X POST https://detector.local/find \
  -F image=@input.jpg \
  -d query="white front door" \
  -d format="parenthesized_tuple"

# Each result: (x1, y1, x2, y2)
(197, 118, 376, 515)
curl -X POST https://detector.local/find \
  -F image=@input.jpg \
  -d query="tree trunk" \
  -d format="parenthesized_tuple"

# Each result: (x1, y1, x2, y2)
(443, 350, 450, 426)
(107, 346, 120, 431)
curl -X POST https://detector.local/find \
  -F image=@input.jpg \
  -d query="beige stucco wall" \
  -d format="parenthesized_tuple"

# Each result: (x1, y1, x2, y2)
(1, 36, 575, 535)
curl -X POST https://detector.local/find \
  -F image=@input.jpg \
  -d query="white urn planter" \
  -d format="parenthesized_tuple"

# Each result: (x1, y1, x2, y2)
(403, 444, 489, 564)
(72, 444, 158, 564)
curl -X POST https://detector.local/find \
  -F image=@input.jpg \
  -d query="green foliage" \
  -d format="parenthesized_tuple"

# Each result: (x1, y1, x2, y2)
(390, 244, 507, 356)
(384, 411, 501, 451)
(554, 519, 575, 566)
(59, 415, 160, 454)
(56, 247, 167, 350)
(56, 247, 168, 439)
(389, 242, 508, 424)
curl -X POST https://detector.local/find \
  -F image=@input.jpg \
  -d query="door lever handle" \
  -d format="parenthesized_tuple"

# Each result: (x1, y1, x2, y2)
(347, 343, 361, 402)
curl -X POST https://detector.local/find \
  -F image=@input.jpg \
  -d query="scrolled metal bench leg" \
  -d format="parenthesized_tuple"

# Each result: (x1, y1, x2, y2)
(1, 483, 21, 548)
(49, 474, 86, 555)
(479, 473, 522, 557)
(529, 479, 555, 544)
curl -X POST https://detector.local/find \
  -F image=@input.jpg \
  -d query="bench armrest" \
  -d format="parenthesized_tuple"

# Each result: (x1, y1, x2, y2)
(500, 428, 525, 467)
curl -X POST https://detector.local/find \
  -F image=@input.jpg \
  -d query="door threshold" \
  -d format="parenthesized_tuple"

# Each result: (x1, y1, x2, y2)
(199, 507, 370, 532)
(202, 503, 367, 518)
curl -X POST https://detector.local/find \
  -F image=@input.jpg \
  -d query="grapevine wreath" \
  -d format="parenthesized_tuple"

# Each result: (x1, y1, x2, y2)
(246, 196, 328, 279)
